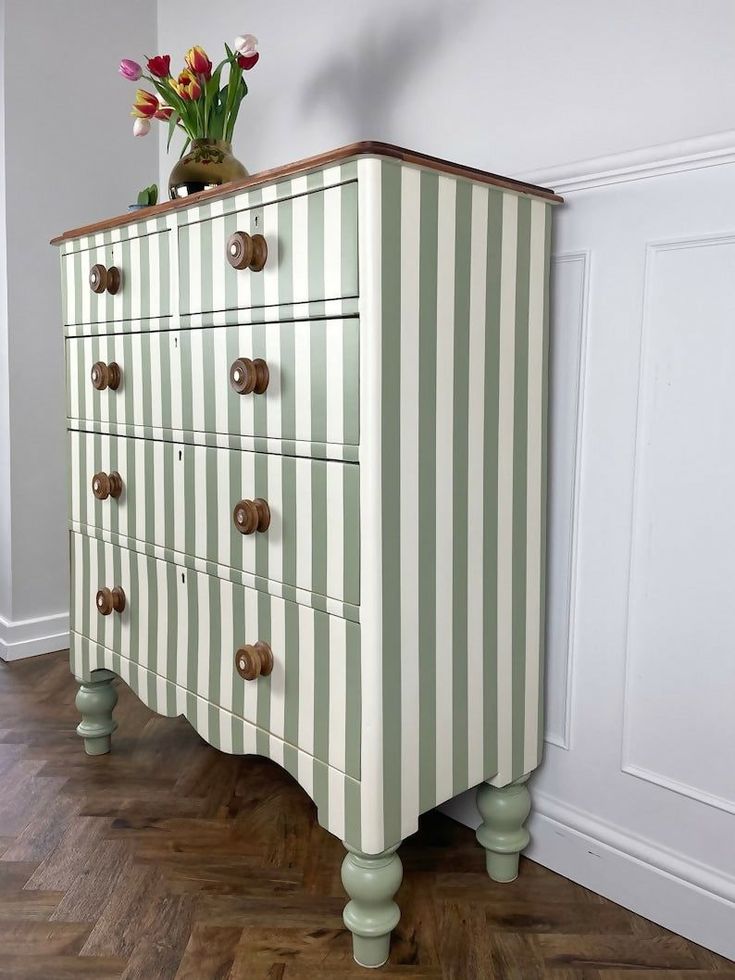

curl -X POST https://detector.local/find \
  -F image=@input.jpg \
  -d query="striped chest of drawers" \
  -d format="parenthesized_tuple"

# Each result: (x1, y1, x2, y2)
(53, 142, 561, 969)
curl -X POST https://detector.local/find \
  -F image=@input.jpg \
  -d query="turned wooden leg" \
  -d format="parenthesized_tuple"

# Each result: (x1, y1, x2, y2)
(75, 670, 118, 756)
(476, 777, 531, 882)
(341, 844, 402, 968)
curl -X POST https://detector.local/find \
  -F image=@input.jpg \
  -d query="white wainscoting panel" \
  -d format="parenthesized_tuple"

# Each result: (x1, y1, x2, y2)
(544, 252, 589, 749)
(622, 235, 735, 814)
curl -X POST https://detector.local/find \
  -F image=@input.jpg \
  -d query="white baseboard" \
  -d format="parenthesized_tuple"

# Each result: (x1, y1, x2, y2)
(441, 789, 735, 962)
(0, 610, 69, 662)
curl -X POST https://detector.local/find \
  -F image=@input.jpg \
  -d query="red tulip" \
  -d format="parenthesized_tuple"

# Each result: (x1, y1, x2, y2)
(147, 54, 171, 78)
(131, 89, 159, 118)
(237, 52, 259, 70)
(155, 106, 173, 121)
(171, 69, 202, 101)
(185, 45, 212, 80)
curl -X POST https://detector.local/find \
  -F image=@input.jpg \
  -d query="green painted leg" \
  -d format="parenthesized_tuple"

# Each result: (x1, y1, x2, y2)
(476, 777, 531, 882)
(75, 670, 118, 756)
(341, 844, 402, 968)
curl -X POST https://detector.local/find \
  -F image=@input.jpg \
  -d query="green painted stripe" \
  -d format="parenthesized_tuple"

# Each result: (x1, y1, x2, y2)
(511, 197, 532, 777)
(482, 190, 503, 780)
(451, 179, 472, 795)
(380, 160, 403, 847)
(417, 169, 439, 812)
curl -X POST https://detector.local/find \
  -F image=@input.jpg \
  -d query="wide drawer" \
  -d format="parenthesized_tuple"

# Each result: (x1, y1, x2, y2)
(66, 318, 359, 446)
(62, 231, 172, 326)
(70, 431, 360, 606)
(70, 532, 361, 778)
(178, 182, 358, 315)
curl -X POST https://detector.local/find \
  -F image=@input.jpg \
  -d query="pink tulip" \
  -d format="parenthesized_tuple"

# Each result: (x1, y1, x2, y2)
(119, 58, 142, 81)
(133, 118, 151, 137)
(234, 34, 258, 58)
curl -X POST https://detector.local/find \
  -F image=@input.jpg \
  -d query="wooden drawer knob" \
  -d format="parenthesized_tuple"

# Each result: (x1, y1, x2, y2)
(235, 641, 274, 681)
(89, 264, 121, 295)
(92, 471, 123, 500)
(96, 586, 126, 616)
(90, 361, 121, 391)
(226, 231, 268, 272)
(229, 357, 269, 395)
(233, 498, 270, 535)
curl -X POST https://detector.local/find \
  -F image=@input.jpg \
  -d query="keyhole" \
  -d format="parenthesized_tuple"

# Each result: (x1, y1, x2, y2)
(254, 215, 258, 227)
(178, 450, 182, 461)
(181, 573, 185, 584)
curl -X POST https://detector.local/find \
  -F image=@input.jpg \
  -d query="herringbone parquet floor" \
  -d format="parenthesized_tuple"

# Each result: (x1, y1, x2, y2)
(0, 651, 732, 979)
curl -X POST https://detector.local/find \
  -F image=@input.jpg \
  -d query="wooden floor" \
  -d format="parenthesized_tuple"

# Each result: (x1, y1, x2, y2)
(0, 653, 732, 979)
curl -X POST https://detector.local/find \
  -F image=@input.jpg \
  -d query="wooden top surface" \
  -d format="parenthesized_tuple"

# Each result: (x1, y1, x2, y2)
(50, 141, 563, 245)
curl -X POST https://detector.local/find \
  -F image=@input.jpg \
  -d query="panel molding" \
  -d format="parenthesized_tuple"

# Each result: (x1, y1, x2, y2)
(0, 610, 69, 661)
(520, 130, 735, 194)
(543, 251, 590, 751)
(620, 230, 735, 814)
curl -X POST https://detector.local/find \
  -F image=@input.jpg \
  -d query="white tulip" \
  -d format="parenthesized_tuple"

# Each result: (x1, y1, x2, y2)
(133, 117, 151, 137)
(234, 34, 258, 57)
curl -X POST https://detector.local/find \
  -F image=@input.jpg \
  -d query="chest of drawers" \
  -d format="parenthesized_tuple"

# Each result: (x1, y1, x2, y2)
(53, 142, 561, 969)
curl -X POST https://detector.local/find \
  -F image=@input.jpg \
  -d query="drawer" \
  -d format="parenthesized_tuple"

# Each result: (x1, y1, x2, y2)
(70, 432, 360, 606)
(178, 182, 358, 315)
(70, 532, 361, 778)
(62, 231, 172, 327)
(66, 318, 359, 446)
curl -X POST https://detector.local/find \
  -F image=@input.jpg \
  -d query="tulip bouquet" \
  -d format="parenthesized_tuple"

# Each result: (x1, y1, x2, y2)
(119, 35, 260, 149)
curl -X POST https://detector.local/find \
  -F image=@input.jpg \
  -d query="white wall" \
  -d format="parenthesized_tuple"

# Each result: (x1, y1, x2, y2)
(157, 0, 735, 180)
(0, 0, 158, 660)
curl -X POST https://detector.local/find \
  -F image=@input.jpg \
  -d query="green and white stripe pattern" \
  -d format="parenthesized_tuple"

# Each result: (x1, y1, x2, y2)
(71, 533, 361, 781)
(62, 221, 175, 328)
(73, 631, 363, 845)
(60, 150, 556, 857)
(70, 431, 360, 607)
(356, 159, 553, 853)
(178, 169, 358, 317)
(67, 317, 359, 448)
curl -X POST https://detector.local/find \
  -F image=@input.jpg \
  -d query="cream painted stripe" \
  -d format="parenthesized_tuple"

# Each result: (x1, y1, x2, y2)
(399, 164, 421, 832)
(119, 546, 132, 660)
(149, 333, 163, 429)
(188, 221, 203, 314)
(325, 321, 344, 444)
(219, 582, 234, 713)
(176, 570, 188, 689)
(155, 553, 168, 678)
(130, 238, 142, 320)
(265, 322, 282, 440)
(328, 766, 346, 841)
(263, 198, 280, 307)
(293, 319, 312, 443)
(291, 178, 310, 302)
(242, 587, 259, 720)
(466, 185, 489, 786)
(297, 605, 315, 755)
(328, 616, 347, 772)
(326, 462, 344, 609)
(197, 573, 211, 701)
(496, 192, 519, 784)
(434, 176, 456, 803)
(267, 454, 283, 586)
(137, 548, 149, 670)
(357, 156, 385, 852)
(269, 595, 286, 739)
(73, 533, 83, 633)
(523, 200, 547, 774)
(295, 456, 312, 594)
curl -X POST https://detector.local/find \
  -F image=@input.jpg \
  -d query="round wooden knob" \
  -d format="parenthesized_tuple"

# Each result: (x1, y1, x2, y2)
(89, 264, 121, 295)
(96, 586, 126, 616)
(90, 361, 121, 391)
(89, 263, 107, 293)
(106, 266, 121, 295)
(226, 231, 268, 272)
(229, 357, 269, 395)
(232, 498, 270, 535)
(235, 641, 274, 681)
(92, 471, 123, 500)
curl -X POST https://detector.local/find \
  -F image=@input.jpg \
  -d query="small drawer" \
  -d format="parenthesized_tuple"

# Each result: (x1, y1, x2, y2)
(71, 532, 361, 778)
(178, 182, 358, 315)
(61, 231, 172, 327)
(66, 318, 359, 446)
(70, 432, 360, 606)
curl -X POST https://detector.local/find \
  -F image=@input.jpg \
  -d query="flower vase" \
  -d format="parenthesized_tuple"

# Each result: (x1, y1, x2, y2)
(168, 139, 248, 199)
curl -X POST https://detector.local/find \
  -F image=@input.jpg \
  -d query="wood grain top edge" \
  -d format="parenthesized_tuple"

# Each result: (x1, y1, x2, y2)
(50, 140, 563, 245)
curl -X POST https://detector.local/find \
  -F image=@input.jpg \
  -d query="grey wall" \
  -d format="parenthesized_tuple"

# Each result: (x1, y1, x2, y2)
(0, 0, 158, 657)
(156, 0, 735, 180)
